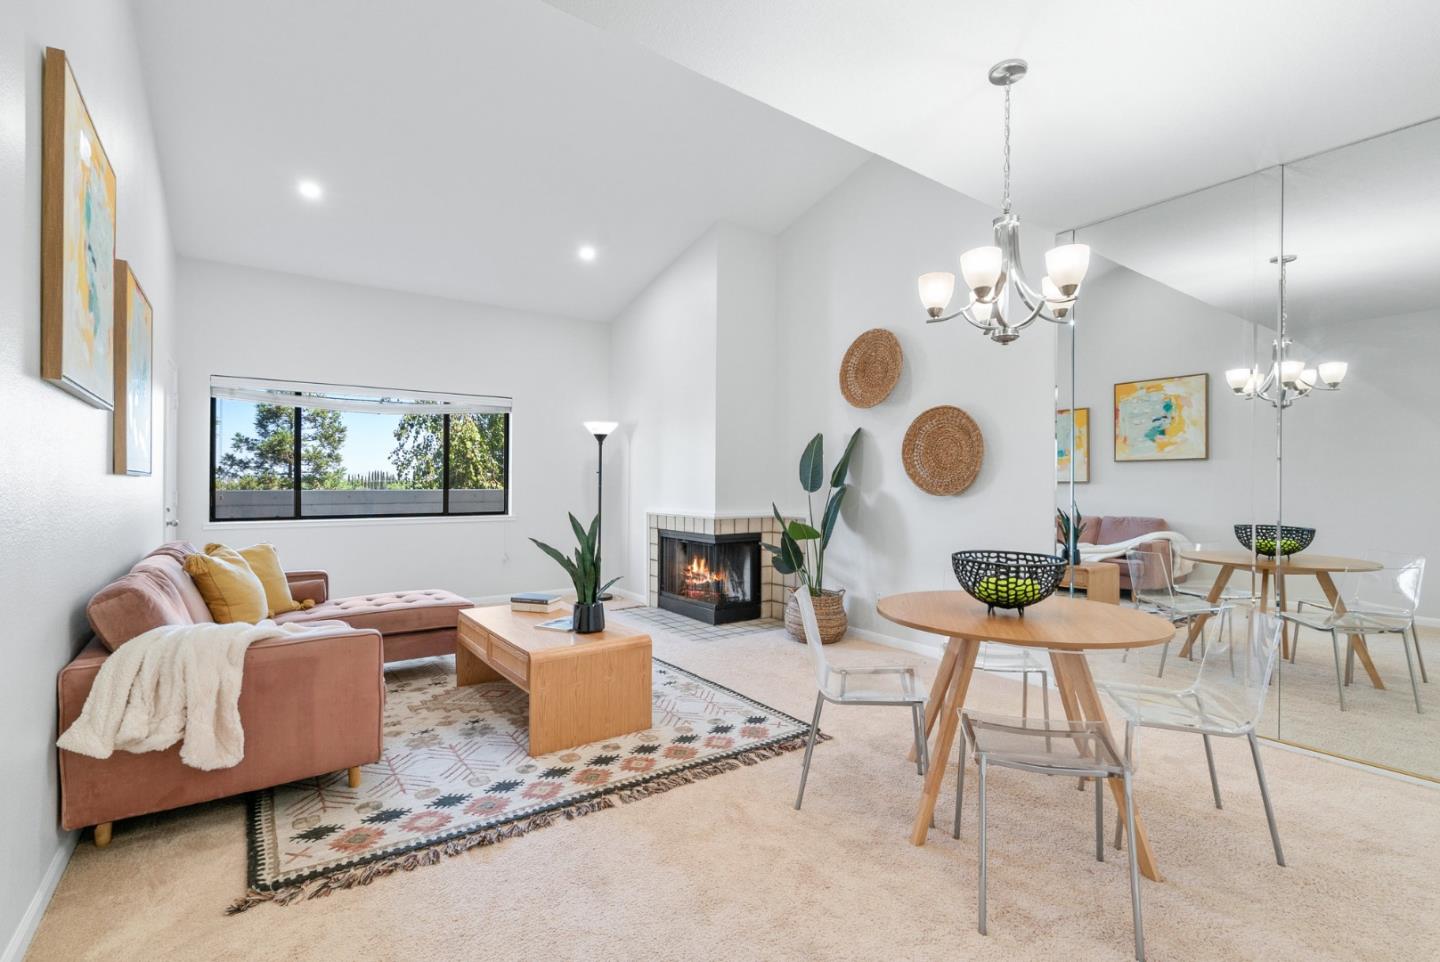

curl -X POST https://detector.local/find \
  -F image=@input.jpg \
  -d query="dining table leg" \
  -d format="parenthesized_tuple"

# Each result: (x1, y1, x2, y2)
(909, 635, 962, 763)
(1180, 564, 1235, 659)
(910, 637, 980, 846)
(1275, 571, 1291, 660)
(1051, 651, 1164, 883)
(1315, 570, 1384, 689)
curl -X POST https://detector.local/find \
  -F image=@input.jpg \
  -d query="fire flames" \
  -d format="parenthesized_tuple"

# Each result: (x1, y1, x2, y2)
(682, 555, 727, 596)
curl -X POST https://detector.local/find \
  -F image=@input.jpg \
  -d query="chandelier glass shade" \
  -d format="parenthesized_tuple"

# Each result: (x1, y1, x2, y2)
(1225, 252, 1349, 408)
(918, 59, 1090, 344)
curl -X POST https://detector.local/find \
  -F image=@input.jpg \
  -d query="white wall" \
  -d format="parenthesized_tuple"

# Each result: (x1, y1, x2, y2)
(605, 228, 720, 595)
(0, 2, 177, 957)
(1284, 310, 1440, 617)
(775, 158, 1058, 647)
(175, 259, 610, 600)
(714, 224, 781, 514)
(1061, 264, 1273, 542)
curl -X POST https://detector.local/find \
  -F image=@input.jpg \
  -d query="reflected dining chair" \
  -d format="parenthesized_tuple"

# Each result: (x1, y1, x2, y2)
(792, 587, 928, 810)
(1126, 548, 1231, 677)
(1283, 554, 1426, 713)
(1176, 541, 1260, 607)
(952, 710, 1145, 961)
(1097, 610, 1287, 867)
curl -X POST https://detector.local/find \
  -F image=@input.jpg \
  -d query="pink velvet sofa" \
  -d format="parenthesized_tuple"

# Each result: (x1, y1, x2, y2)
(57, 542, 472, 843)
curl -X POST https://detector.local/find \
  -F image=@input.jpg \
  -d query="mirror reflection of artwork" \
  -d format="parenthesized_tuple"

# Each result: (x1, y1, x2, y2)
(41, 48, 118, 410)
(113, 261, 153, 476)
(1114, 373, 1208, 461)
(1056, 407, 1089, 482)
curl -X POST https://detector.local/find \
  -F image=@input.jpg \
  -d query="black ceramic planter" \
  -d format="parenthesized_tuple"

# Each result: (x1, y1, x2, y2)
(572, 601, 605, 634)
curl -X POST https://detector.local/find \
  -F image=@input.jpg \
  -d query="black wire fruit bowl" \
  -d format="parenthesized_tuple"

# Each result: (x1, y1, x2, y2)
(1234, 524, 1315, 558)
(952, 550, 1067, 616)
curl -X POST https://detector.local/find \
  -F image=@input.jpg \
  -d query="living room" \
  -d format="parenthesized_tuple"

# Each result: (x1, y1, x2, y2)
(4, 2, 1438, 960)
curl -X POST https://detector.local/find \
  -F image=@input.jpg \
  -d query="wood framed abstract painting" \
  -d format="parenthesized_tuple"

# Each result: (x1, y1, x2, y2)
(41, 47, 118, 410)
(1114, 373, 1209, 461)
(113, 261, 153, 476)
(1056, 407, 1090, 482)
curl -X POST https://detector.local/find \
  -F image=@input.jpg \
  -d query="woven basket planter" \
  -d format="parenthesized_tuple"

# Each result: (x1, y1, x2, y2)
(784, 588, 848, 645)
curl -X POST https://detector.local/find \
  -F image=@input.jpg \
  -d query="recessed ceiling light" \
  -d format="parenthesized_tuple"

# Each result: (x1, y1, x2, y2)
(296, 179, 324, 201)
(578, 245, 597, 262)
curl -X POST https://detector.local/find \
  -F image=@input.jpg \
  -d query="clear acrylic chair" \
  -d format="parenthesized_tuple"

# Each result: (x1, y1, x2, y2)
(1176, 541, 1260, 606)
(792, 587, 928, 810)
(1126, 548, 1231, 677)
(974, 643, 1051, 724)
(1283, 554, 1426, 713)
(952, 710, 1145, 961)
(1097, 610, 1287, 867)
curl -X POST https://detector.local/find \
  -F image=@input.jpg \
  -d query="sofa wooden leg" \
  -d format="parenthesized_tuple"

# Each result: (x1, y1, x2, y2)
(93, 822, 112, 848)
(348, 766, 362, 789)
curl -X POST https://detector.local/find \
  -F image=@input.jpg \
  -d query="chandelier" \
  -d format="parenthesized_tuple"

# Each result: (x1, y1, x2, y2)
(917, 59, 1091, 345)
(1225, 254, 1349, 407)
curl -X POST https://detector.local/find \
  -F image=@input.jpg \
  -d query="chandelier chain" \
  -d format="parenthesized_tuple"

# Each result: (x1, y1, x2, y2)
(1001, 83, 1012, 213)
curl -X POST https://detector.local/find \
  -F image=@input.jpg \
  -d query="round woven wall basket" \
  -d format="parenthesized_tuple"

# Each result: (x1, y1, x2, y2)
(902, 405, 984, 495)
(838, 328, 903, 408)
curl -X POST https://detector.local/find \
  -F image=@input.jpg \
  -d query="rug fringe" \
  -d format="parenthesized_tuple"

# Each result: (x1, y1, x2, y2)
(228, 733, 822, 914)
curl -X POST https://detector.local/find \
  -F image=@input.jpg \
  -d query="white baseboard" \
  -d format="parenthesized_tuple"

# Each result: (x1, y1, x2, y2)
(2, 832, 77, 962)
(844, 625, 943, 659)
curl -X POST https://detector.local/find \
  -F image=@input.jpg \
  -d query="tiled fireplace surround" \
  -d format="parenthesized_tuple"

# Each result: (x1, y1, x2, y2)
(646, 512, 801, 621)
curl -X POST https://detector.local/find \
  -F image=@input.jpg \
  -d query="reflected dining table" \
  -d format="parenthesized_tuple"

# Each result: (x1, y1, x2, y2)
(877, 591, 1175, 882)
(1176, 549, 1386, 688)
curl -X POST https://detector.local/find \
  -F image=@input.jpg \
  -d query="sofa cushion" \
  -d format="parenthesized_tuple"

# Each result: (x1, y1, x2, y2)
(1095, 515, 1167, 545)
(233, 543, 311, 617)
(87, 570, 196, 651)
(184, 545, 269, 624)
(276, 589, 471, 635)
(133, 552, 213, 624)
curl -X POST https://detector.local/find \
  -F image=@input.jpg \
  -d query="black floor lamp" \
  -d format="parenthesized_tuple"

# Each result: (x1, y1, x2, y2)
(583, 420, 619, 601)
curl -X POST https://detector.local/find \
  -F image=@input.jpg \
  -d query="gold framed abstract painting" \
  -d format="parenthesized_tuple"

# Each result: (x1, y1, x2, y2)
(1056, 407, 1090, 482)
(1114, 373, 1209, 462)
(113, 261, 153, 476)
(41, 47, 118, 410)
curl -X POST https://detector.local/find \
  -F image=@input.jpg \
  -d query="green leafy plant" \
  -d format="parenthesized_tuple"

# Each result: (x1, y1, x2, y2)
(763, 429, 861, 595)
(530, 513, 620, 605)
(1056, 506, 1084, 564)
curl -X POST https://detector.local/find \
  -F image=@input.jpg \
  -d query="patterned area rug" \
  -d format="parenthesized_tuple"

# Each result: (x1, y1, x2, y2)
(234, 656, 813, 910)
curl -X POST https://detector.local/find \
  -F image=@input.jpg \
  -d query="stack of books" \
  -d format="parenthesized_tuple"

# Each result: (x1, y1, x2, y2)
(511, 591, 565, 613)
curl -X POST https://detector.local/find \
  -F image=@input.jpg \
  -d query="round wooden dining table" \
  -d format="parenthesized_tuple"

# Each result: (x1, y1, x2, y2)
(878, 591, 1174, 882)
(1176, 549, 1386, 688)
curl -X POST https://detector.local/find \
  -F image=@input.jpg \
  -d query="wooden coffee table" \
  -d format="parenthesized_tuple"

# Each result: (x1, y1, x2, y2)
(456, 606, 652, 755)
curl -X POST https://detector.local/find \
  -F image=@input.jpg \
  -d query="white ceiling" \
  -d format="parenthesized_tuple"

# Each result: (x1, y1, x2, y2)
(543, 0, 1440, 232)
(131, 0, 870, 321)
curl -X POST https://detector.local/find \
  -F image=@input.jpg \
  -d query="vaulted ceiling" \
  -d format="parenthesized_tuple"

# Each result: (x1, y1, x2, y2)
(132, 0, 870, 321)
(544, 0, 1440, 231)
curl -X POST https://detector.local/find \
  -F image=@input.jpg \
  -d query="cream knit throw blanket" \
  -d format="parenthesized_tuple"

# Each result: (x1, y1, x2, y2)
(58, 621, 315, 771)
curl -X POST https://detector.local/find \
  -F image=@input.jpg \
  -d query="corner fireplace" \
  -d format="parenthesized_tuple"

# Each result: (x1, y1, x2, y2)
(658, 528, 762, 624)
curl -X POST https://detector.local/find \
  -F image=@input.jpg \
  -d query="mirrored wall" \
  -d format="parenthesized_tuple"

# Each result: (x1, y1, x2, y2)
(1056, 119, 1440, 778)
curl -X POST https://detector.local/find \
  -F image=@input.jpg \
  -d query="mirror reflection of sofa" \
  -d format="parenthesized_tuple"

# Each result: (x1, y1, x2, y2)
(1074, 515, 1175, 591)
(58, 541, 472, 842)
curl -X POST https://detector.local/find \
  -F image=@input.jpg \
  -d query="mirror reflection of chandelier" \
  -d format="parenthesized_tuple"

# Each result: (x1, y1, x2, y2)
(916, 59, 1091, 345)
(1226, 253, 1350, 408)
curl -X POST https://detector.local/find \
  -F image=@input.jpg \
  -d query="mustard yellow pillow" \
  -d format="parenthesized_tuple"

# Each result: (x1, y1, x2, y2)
(184, 545, 267, 624)
(233, 543, 313, 617)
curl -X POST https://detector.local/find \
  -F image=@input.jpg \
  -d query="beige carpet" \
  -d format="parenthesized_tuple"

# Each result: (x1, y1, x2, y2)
(27, 619, 1440, 961)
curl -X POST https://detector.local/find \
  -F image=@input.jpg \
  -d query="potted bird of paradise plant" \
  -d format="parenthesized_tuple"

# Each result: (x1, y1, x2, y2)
(764, 429, 860, 644)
